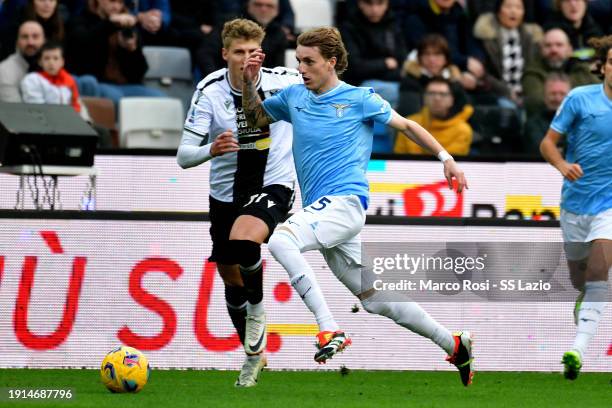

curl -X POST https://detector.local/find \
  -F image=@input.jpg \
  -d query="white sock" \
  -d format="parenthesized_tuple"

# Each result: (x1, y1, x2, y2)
(268, 232, 339, 332)
(247, 301, 264, 316)
(572, 280, 608, 357)
(362, 292, 455, 355)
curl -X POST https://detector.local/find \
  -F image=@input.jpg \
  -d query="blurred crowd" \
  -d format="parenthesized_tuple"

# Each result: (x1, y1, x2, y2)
(0, 0, 610, 155)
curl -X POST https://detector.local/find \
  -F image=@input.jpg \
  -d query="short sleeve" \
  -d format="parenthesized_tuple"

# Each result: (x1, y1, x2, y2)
(550, 92, 578, 135)
(262, 86, 292, 123)
(362, 89, 392, 125)
(184, 89, 212, 139)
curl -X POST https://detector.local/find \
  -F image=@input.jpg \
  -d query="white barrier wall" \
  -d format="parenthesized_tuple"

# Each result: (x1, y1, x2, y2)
(0, 156, 563, 219)
(0, 218, 610, 372)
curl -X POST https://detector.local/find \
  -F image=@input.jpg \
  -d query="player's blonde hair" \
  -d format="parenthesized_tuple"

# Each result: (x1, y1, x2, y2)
(588, 35, 612, 79)
(297, 27, 348, 75)
(221, 18, 265, 50)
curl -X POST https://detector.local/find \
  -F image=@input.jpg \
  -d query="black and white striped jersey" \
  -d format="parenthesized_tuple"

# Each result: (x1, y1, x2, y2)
(182, 67, 301, 203)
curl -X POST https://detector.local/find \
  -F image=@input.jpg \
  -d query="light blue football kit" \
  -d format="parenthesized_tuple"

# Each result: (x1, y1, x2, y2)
(551, 84, 612, 216)
(263, 81, 464, 369)
(262, 81, 392, 209)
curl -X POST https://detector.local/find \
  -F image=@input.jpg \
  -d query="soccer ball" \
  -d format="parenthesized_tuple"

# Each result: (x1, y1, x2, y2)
(100, 346, 150, 393)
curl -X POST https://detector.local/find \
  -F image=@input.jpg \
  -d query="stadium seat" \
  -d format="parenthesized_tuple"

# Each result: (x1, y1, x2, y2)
(81, 96, 118, 147)
(290, 0, 334, 32)
(119, 97, 184, 149)
(284, 48, 298, 69)
(142, 46, 194, 112)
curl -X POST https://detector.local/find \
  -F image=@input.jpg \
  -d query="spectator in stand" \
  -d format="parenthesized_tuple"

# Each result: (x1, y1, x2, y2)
(400, 34, 463, 115)
(341, 0, 406, 109)
(466, 0, 553, 25)
(588, 0, 612, 34)
(217, 0, 295, 41)
(244, 0, 287, 67)
(167, 0, 217, 72)
(545, 0, 603, 59)
(20, 41, 113, 147)
(523, 72, 571, 153)
(0, 20, 45, 102)
(522, 27, 599, 114)
(402, 0, 486, 79)
(65, 0, 165, 107)
(341, 0, 408, 153)
(473, 0, 543, 106)
(395, 77, 474, 156)
(124, 0, 172, 45)
(0, 0, 64, 61)
(21, 41, 84, 114)
(197, 0, 289, 76)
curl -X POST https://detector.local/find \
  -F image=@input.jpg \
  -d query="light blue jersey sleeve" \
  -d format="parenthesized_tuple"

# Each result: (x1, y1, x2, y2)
(262, 86, 293, 123)
(550, 92, 578, 135)
(362, 89, 393, 125)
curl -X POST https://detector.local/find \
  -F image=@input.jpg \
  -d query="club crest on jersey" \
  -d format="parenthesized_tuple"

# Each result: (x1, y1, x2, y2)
(224, 99, 234, 112)
(331, 103, 350, 118)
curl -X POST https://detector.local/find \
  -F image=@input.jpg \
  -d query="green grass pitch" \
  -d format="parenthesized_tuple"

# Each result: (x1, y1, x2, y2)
(0, 369, 610, 408)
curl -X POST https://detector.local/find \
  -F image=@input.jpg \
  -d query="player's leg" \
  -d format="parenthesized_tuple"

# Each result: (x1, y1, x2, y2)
(321, 240, 474, 386)
(561, 209, 591, 325)
(267, 215, 339, 332)
(209, 197, 248, 344)
(564, 239, 611, 379)
(561, 209, 611, 380)
(267, 196, 365, 362)
(228, 215, 268, 357)
(229, 185, 295, 358)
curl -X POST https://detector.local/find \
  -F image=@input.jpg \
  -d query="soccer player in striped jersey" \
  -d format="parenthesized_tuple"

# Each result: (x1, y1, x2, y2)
(540, 35, 612, 380)
(177, 19, 301, 387)
(242, 27, 475, 386)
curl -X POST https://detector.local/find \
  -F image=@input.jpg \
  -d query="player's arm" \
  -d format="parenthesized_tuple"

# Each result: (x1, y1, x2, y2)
(540, 128, 583, 181)
(388, 110, 468, 193)
(177, 89, 239, 168)
(242, 49, 276, 128)
(177, 129, 239, 169)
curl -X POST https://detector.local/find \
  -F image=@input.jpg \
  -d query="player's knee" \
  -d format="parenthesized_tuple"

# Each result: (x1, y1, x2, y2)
(229, 239, 261, 268)
(268, 231, 298, 259)
(360, 292, 390, 316)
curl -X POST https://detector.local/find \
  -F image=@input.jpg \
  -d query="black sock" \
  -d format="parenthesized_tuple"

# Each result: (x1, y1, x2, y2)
(225, 285, 247, 343)
(240, 260, 264, 305)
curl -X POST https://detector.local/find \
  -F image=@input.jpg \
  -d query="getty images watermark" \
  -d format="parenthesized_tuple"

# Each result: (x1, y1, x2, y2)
(360, 242, 609, 302)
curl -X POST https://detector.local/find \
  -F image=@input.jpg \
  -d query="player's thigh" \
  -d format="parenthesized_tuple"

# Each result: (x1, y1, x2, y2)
(233, 184, 295, 243)
(320, 235, 367, 297)
(302, 195, 366, 248)
(561, 209, 591, 262)
(585, 209, 612, 280)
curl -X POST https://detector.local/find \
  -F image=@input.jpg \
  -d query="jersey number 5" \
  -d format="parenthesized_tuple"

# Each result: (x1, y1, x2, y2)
(310, 197, 331, 211)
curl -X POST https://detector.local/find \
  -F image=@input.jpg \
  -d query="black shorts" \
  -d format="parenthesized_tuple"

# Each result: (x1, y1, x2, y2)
(208, 184, 294, 264)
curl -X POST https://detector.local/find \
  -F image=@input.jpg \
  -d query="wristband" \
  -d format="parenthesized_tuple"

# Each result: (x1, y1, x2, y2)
(437, 151, 453, 162)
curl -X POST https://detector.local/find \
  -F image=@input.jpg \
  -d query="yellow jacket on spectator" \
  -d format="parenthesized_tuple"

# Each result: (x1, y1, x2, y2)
(394, 105, 474, 156)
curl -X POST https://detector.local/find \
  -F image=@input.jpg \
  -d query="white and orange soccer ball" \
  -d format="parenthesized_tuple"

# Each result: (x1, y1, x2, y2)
(100, 346, 150, 393)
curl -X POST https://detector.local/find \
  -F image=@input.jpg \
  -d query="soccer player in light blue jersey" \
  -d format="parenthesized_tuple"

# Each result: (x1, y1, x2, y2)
(540, 35, 612, 380)
(242, 27, 474, 386)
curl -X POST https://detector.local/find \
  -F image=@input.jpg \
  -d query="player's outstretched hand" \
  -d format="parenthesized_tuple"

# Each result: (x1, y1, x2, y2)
(559, 162, 583, 182)
(243, 49, 265, 83)
(211, 130, 239, 157)
(443, 159, 468, 193)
